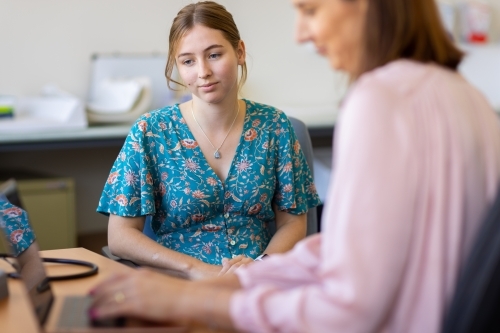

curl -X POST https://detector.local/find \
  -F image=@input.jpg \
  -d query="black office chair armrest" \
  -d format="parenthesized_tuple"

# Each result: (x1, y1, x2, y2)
(101, 246, 139, 268)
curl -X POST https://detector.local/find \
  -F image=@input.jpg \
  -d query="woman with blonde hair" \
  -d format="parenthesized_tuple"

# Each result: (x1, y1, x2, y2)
(97, 1, 320, 280)
(90, 0, 500, 332)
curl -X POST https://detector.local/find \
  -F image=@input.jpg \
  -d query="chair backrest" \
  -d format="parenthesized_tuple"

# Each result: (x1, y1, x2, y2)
(288, 116, 318, 236)
(142, 215, 156, 240)
(442, 187, 500, 333)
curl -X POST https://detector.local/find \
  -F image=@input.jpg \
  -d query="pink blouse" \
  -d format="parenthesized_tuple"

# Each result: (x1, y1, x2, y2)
(230, 60, 500, 333)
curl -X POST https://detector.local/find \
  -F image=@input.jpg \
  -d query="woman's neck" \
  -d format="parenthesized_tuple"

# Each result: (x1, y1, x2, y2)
(190, 95, 241, 132)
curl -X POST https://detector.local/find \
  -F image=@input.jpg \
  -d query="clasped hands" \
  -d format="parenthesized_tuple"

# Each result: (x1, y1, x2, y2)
(189, 254, 256, 280)
(218, 255, 254, 276)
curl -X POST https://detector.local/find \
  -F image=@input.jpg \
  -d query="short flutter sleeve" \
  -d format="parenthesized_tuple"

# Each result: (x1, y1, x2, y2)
(272, 113, 321, 214)
(0, 198, 35, 257)
(97, 115, 157, 217)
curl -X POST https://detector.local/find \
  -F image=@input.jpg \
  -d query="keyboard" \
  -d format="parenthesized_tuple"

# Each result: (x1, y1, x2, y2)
(56, 296, 93, 329)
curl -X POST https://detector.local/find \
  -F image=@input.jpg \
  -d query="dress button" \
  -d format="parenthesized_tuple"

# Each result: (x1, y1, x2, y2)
(224, 213, 229, 218)
(230, 240, 236, 246)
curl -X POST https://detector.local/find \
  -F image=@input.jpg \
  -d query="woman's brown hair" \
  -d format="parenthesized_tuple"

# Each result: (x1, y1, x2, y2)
(360, 0, 464, 78)
(165, 1, 247, 91)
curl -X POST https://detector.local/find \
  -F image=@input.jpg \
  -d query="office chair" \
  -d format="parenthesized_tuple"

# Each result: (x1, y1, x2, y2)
(441, 186, 500, 333)
(102, 116, 319, 262)
(284, 116, 319, 236)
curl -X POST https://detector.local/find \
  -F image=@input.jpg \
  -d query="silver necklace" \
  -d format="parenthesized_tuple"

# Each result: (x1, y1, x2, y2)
(191, 100, 240, 159)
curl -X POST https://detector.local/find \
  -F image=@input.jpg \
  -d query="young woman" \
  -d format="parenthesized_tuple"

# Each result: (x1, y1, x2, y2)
(97, 1, 320, 280)
(90, 0, 500, 331)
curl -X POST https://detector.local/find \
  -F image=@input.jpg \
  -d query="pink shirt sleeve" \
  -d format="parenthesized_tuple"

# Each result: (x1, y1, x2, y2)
(230, 80, 418, 333)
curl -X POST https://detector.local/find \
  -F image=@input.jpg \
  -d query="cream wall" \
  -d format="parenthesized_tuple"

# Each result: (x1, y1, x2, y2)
(0, 0, 345, 112)
(1, 0, 498, 114)
(1, 0, 499, 110)
(0, 0, 345, 235)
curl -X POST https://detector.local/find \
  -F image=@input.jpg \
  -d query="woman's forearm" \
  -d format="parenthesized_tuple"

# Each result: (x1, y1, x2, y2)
(264, 211, 307, 254)
(108, 215, 220, 279)
(89, 269, 241, 330)
(200, 271, 243, 290)
(178, 281, 237, 330)
(109, 225, 189, 275)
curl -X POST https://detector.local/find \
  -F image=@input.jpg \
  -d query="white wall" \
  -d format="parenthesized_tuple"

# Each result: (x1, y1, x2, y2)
(2, 0, 498, 116)
(1, 0, 499, 235)
(0, 0, 345, 118)
(443, 0, 500, 43)
(0, 0, 345, 235)
(439, 0, 500, 111)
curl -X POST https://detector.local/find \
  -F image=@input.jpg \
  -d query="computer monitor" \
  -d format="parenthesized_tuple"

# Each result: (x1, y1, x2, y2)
(0, 179, 54, 324)
(0, 178, 24, 209)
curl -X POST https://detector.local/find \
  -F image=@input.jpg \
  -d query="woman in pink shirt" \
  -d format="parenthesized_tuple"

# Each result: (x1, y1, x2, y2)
(89, 0, 500, 332)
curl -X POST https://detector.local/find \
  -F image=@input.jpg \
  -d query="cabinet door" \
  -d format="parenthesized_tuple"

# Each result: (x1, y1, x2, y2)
(17, 179, 76, 250)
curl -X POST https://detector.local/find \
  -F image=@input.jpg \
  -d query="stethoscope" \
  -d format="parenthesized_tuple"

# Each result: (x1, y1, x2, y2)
(0, 253, 98, 281)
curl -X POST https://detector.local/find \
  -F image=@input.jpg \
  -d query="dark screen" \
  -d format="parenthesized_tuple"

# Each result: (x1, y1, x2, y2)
(0, 179, 54, 325)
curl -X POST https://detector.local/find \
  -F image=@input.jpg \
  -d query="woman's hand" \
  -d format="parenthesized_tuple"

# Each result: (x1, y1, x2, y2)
(218, 255, 254, 276)
(89, 269, 188, 324)
(188, 261, 223, 280)
(89, 268, 240, 330)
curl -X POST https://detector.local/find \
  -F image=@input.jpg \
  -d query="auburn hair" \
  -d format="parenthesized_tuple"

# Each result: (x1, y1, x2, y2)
(359, 0, 463, 78)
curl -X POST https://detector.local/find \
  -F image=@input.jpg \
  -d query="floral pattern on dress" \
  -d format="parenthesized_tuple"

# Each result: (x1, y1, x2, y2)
(0, 198, 35, 257)
(97, 99, 321, 264)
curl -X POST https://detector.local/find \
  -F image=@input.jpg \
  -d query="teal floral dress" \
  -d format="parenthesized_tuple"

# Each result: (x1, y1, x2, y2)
(0, 198, 35, 257)
(97, 99, 321, 264)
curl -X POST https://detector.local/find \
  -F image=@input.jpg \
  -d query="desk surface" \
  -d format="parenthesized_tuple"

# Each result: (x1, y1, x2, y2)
(0, 124, 133, 145)
(0, 124, 133, 152)
(0, 248, 218, 333)
(0, 248, 135, 333)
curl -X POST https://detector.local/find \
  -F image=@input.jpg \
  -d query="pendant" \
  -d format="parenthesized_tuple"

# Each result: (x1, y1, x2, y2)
(214, 150, 221, 159)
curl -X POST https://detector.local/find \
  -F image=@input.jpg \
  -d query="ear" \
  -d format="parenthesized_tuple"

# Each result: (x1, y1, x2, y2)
(236, 40, 246, 66)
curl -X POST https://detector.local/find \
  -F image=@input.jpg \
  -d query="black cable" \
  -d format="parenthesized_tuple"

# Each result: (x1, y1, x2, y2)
(41, 258, 98, 280)
(0, 254, 98, 281)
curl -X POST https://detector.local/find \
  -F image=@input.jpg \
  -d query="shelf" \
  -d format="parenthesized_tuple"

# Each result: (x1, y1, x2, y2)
(0, 111, 337, 152)
(0, 124, 132, 152)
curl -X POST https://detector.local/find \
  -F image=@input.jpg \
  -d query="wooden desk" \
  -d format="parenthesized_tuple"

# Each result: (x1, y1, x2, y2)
(43, 248, 138, 332)
(0, 248, 198, 333)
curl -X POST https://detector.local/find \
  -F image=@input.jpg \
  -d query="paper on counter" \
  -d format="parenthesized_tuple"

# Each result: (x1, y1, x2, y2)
(0, 95, 88, 134)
